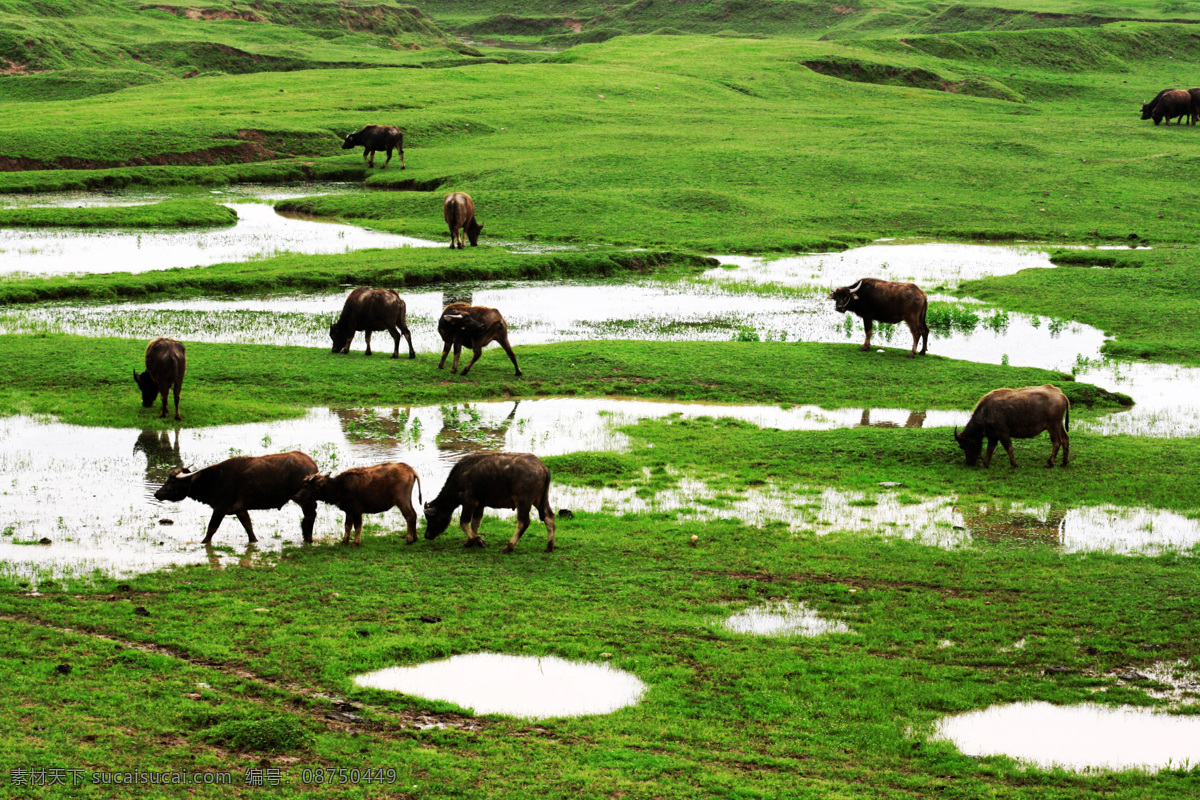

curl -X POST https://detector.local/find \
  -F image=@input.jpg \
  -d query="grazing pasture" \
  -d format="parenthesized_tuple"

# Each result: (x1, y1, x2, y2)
(1, 0, 1199, 796)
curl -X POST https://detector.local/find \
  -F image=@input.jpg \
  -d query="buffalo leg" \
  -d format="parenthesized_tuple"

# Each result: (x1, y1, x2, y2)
(1001, 436, 1018, 468)
(235, 510, 257, 544)
(399, 322, 416, 359)
(449, 228, 458, 249)
(438, 340, 453, 369)
(383, 148, 392, 169)
(502, 503, 532, 554)
(296, 499, 317, 543)
(908, 323, 921, 358)
(400, 499, 418, 544)
(159, 387, 170, 419)
(460, 504, 485, 547)
(365, 149, 375, 166)
(459, 346, 484, 376)
(539, 502, 556, 553)
(1060, 427, 1070, 466)
(497, 334, 522, 377)
(342, 516, 353, 545)
(861, 319, 873, 351)
(387, 326, 402, 359)
(982, 438, 998, 468)
(201, 510, 228, 545)
(353, 513, 364, 545)
(172, 380, 182, 421)
(364, 331, 373, 356)
(451, 343, 463, 374)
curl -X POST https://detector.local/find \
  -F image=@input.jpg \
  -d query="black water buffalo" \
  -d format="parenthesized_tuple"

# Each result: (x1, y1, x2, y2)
(437, 302, 522, 377)
(293, 462, 423, 545)
(330, 287, 415, 359)
(829, 278, 929, 357)
(423, 452, 555, 553)
(443, 192, 482, 248)
(153, 451, 319, 544)
(133, 337, 186, 421)
(1141, 89, 1196, 125)
(954, 385, 1070, 469)
(341, 125, 405, 169)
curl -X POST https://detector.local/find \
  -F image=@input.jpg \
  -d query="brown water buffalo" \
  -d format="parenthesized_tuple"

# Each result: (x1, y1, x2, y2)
(133, 337, 186, 421)
(330, 287, 415, 359)
(1141, 89, 1196, 125)
(954, 385, 1070, 469)
(423, 452, 555, 553)
(153, 451, 319, 544)
(437, 302, 521, 377)
(342, 125, 405, 169)
(293, 462, 423, 545)
(829, 278, 929, 357)
(443, 192, 482, 248)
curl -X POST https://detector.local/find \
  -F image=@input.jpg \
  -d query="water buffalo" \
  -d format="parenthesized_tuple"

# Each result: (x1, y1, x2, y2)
(133, 337, 186, 421)
(293, 462, 423, 545)
(437, 302, 522, 377)
(330, 287, 415, 359)
(954, 385, 1070, 469)
(1140, 89, 1196, 126)
(341, 125, 405, 169)
(829, 278, 929, 357)
(153, 451, 319, 544)
(443, 192, 482, 248)
(423, 452, 555, 553)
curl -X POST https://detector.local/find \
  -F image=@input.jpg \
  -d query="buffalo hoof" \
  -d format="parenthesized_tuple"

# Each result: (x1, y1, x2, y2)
(545, 543, 555, 553)
(465, 538, 485, 548)
(514, 370, 523, 378)
(501, 544, 514, 554)
(408, 353, 416, 360)
(391, 353, 399, 359)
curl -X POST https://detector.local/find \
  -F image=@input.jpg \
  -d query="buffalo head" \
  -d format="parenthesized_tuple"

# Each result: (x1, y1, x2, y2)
(1140, 102, 1155, 121)
(329, 320, 351, 354)
(133, 369, 158, 408)
(465, 218, 483, 247)
(341, 132, 358, 150)
(423, 502, 453, 539)
(954, 426, 983, 467)
(441, 313, 487, 338)
(828, 280, 863, 313)
(154, 466, 196, 501)
(292, 473, 330, 507)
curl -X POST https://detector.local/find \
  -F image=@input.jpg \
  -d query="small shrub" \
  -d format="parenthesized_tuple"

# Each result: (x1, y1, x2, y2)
(199, 715, 312, 753)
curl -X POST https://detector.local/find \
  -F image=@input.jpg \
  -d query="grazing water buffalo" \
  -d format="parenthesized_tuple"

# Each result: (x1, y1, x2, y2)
(955, 385, 1070, 469)
(829, 278, 929, 357)
(330, 287, 415, 359)
(1141, 89, 1196, 125)
(341, 125, 405, 169)
(133, 337, 186, 421)
(423, 452, 555, 553)
(437, 302, 522, 377)
(153, 451, 319, 544)
(293, 462, 423, 545)
(443, 192, 482, 248)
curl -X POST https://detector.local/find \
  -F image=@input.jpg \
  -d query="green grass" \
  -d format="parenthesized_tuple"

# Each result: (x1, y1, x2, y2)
(0, 198, 237, 228)
(0, 334, 1120, 428)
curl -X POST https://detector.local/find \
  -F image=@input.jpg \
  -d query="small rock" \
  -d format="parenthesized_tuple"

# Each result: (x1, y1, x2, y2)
(1084, 646, 1099, 655)
(133, 606, 151, 617)
(158, 519, 174, 526)
(326, 711, 363, 724)
(1117, 671, 1149, 681)
(251, 608, 270, 613)
(55, 663, 72, 675)
(1140, 643, 1166, 651)
(38, 537, 52, 545)
(419, 615, 442, 624)
(878, 481, 904, 488)
(1042, 190, 1050, 197)
(1044, 666, 1073, 675)
(689, 535, 698, 547)
(116, 584, 132, 592)
(600, 652, 613, 658)
(183, 692, 202, 700)
(557, 509, 575, 519)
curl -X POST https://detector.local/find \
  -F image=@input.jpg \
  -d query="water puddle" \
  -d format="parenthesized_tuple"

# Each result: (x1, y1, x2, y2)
(934, 702, 1200, 771)
(723, 601, 854, 636)
(353, 653, 646, 719)
(1107, 661, 1200, 704)
(0, 202, 437, 275)
(0, 182, 357, 209)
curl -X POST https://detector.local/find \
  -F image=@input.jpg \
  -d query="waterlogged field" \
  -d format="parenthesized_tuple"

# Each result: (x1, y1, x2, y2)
(3, 3, 1200, 797)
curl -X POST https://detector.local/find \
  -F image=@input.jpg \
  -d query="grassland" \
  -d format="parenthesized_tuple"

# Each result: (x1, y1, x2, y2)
(3, 0, 1200, 796)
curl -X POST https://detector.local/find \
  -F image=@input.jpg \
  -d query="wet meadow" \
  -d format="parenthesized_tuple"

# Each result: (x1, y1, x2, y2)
(2, 2, 1200, 797)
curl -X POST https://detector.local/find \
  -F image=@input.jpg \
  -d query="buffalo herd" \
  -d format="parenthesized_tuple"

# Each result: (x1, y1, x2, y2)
(1140, 88, 1200, 125)
(135, 142, 1077, 549)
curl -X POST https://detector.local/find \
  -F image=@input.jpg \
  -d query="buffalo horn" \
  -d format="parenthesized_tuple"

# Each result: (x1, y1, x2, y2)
(848, 280, 862, 294)
(953, 426, 960, 441)
(132, 369, 139, 381)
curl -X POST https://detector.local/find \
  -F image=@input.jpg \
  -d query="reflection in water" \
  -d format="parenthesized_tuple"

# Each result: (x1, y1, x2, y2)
(132, 428, 183, 484)
(0, 183, 358, 209)
(441, 289, 473, 307)
(436, 402, 519, 454)
(724, 601, 854, 636)
(354, 653, 646, 719)
(859, 409, 927, 429)
(934, 702, 1200, 771)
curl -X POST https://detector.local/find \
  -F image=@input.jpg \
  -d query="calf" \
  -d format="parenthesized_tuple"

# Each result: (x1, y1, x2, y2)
(153, 451, 319, 544)
(443, 192, 483, 248)
(133, 337, 186, 420)
(292, 462, 423, 545)
(342, 125, 405, 169)
(954, 385, 1070, 469)
(330, 287, 415, 359)
(437, 302, 522, 377)
(424, 452, 555, 553)
(829, 278, 929, 357)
